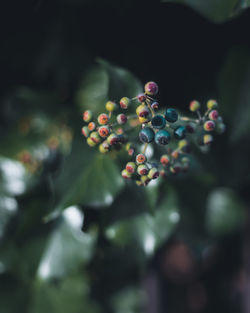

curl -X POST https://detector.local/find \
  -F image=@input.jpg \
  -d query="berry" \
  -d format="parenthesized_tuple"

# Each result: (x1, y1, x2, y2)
(120, 97, 131, 109)
(105, 101, 117, 112)
(207, 99, 218, 110)
(141, 175, 151, 185)
(203, 134, 213, 145)
(148, 167, 159, 179)
(88, 121, 96, 131)
(122, 169, 132, 179)
(136, 104, 150, 118)
(137, 164, 148, 176)
(136, 180, 143, 187)
(208, 110, 219, 121)
(126, 162, 137, 174)
(128, 148, 135, 156)
(117, 134, 128, 144)
(90, 131, 101, 144)
(186, 123, 196, 133)
(151, 115, 166, 129)
(151, 101, 159, 110)
(98, 125, 110, 138)
(117, 113, 127, 125)
(174, 126, 186, 140)
(139, 116, 150, 124)
(178, 139, 188, 149)
(87, 137, 97, 147)
(97, 113, 109, 125)
(171, 150, 179, 159)
(107, 133, 119, 145)
(204, 120, 215, 132)
(160, 154, 170, 166)
(139, 127, 155, 143)
(165, 108, 178, 123)
(83, 110, 92, 122)
(81, 126, 90, 137)
(189, 100, 200, 112)
(136, 153, 147, 164)
(99, 142, 110, 153)
(144, 81, 159, 96)
(137, 93, 147, 103)
(155, 129, 171, 145)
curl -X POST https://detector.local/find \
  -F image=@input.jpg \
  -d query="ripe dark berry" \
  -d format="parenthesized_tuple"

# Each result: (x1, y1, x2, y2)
(186, 123, 196, 133)
(107, 133, 119, 145)
(151, 101, 159, 110)
(144, 81, 159, 96)
(97, 113, 109, 125)
(189, 100, 200, 112)
(136, 153, 147, 164)
(165, 108, 178, 123)
(137, 93, 147, 103)
(174, 126, 186, 140)
(204, 120, 215, 132)
(139, 127, 155, 143)
(117, 113, 127, 125)
(151, 115, 166, 129)
(155, 130, 171, 145)
(98, 125, 110, 138)
(120, 97, 131, 109)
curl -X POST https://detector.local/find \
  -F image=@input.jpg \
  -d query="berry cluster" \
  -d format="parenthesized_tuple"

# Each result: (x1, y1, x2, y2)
(81, 81, 225, 186)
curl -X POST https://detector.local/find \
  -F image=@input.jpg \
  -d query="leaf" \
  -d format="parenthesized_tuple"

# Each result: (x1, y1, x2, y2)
(162, 0, 249, 23)
(206, 187, 246, 236)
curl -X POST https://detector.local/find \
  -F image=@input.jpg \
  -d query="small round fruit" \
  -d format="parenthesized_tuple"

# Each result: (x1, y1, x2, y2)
(186, 123, 196, 133)
(98, 125, 110, 138)
(83, 110, 92, 122)
(107, 133, 119, 145)
(128, 148, 135, 156)
(178, 139, 188, 149)
(120, 97, 131, 109)
(207, 99, 218, 110)
(136, 104, 150, 117)
(117, 113, 127, 125)
(87, 137, 97, 147)
(174, 126, 186, 140)
(137, 93, 147, 103)
(189, 100, 200, 112)
(90, 131, 101, 144)
(126, 162, 136, 174)
(204, 120, 215, 132)
(122, 169, 132, 179)
(141, 175, 151, 185)
(97, 113, 109, 125)
(151, 101, 159, 110)
(139, 116, 150, 124)
(99, 142, 110, 153)
(136, 153, 147, 164)
(144, 81, 159, 96)
(151, 115, 166, 129)
(160, 154, 170, 166)
(105, 100, 117, 112)
(165, 108, 178, 123)
(155, 129, 171, 145)
(81, 126, 89, 137)
(88, 121, 96, 131)
(139, 127, 155, 143)
(171, 150, 179, 159)
(203, 134, 213, 145)
(136, 180, 143, 187)
(137, 164, 148, 176)
(208, 110, 219, 121)
(148, 167, 159, 179)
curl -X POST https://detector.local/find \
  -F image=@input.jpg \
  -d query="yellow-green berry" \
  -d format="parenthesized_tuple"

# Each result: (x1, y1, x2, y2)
(126, 162, 136, 174)
(87, 137, 97, 147)
(141, 175, 151, 185)
(207, 99, 218, 110)
(120, 97, 131, 109)
(90, 131, 101, 144)
(107, 133, 119, 145)
(81, 126, 89, 137)
(105, 101, 117, 112)
(189, 100, 200, 112)
(121, 169, 132, 179)
(137, 164, 148, 176)
(83, 110, 92, 122)
(148, 167, 159, 179)
(203, 134, 213, 145)
(99, 142, 110, 153)
(136, 104, 150, 118)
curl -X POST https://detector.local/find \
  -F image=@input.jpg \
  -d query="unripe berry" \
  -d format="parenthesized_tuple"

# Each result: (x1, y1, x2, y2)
(204, 120, 215, 132)
(139, 116, 150, 124)
(99, 142, 110, 153)
(148, 167, 159, 179)
(178, 139, 189, 149)
(105, 100, 117, 112)
(139, 127, 155, 143)
(203, 134, 213, 145)
(117, 113, 127, 125)
(155, 129, 171, 145)
(151, 115, 166, 129)
(126, 162, 137, 174)
(160, 154, 170, 166)
(144, 81, 159, 96)
(141, 175, 151, 185)
(189, 100, 200, 112)
(136, 153, 147, 164)
(171, 150, 179, 159)
(122, 169, 132, 179)
(81, 126, 90, 137)
(207, 99, 218, 110)
(165, 108, 178, 123)
(98, 125, 110, 138)
(97, 113, 109, 125)
(137, 93, 147, 103)
(90, 131, 101, 144)
(88, 121, 96, 131)
(83, 110, 92, 122)
(136, 180, 143, 187)
(174, 126, 186, 140)
(151, 101, 159, 110)
(107, 133, 119, 145)
(128, 148, 135, 156)
(137, 164, 148, 176)
(136, 104, 150, 118)
(208, 110, 219, 121)
(87, 137, 97, 147)
(120, 97, 131, 109)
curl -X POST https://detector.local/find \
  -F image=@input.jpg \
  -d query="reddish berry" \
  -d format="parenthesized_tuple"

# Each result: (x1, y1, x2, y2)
(97, 113, 109, 125)
(83, 110, 92, 122)
(137, 164, 148, 176)
(98, 125, 110, 138)
(208, 110, 219, 121)
(189, 100, 200, 112)
(81, 126, 90, 137)
(90, 131, 101, 144)
(144, 81, 159, 96)
(99, 141, 110, 153)
(136, 154, 147, 164)
(107, 133, 119, 145)
(88, 121, 96, 131)
(204, 120, 215, 132)
(137, 93, 146, 103)
(126, 162, 136, 174)
(120, 97, 131, 109)
(128, 148, 135, 156)
(117, 113, 127, 125)
(105, 101, 117, 112)
(160, 154, 170, 166)
(122, 169, 132, 179)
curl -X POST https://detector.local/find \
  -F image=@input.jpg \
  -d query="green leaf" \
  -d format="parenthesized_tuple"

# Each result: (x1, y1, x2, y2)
(162, 0, 249, 23)
(206, 187, 246, 236)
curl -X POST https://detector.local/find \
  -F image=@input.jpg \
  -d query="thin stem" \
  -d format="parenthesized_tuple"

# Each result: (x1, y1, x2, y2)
(143, 143, 148, 154)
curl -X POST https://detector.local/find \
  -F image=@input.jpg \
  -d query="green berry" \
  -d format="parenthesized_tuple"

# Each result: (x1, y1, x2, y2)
(148, 167, 159, 179)
(83, 110, 92, 122)
(155, 129, 171, 145)
(137, 164, 148, 176)
(105, 101, 117, 112)
(121, 169, 132, 179)
(99, 141, 110, 153)
(139, 127, 155, 143)
(126, 162, 136, 174)
(174, 126, 186, 140)
(81, 126, 90, 137)
(151, 115, 166, 129)
(207, 99, 218, 110)
(165, 108, 178, 123)
(189, 100, 200, 112)
(87, 137, 97, 147)
(117, 113, 127, 125)
(144, 81, 159, 96)
(120, 97, 131, 109)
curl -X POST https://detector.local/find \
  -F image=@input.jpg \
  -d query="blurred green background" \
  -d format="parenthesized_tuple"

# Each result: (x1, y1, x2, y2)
(1, 1, 250, 313)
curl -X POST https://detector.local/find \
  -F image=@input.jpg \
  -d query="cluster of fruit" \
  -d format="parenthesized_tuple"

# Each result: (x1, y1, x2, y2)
(81, 81, 225, 186)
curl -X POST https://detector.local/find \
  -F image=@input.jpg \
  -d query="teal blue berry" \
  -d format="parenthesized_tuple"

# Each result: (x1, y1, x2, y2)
(155, 129, 171, 145)
(151, 115, 166, 129)
(165, 108, 178, 123)
(174, 126, 186, 140)
(139, 127, 155, 143)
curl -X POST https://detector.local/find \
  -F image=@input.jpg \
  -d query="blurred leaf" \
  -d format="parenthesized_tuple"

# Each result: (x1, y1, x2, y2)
(162, 0, 250, 23)
(206, 187, 246, 236)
